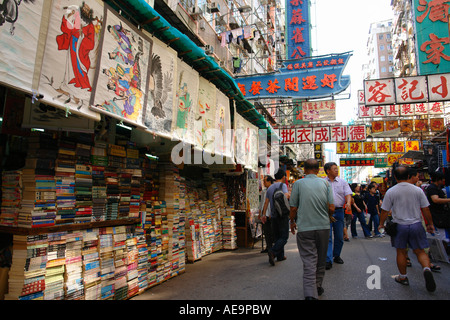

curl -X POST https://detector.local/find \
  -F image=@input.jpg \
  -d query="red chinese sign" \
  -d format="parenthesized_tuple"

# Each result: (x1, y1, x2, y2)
(278, 125, 365, 144)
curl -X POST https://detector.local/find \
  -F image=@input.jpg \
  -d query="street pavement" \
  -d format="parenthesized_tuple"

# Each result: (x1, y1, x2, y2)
(133, 226, 450, 301)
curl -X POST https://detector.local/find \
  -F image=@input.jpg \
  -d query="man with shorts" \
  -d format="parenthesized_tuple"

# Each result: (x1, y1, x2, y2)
(379, 166, 436, 292)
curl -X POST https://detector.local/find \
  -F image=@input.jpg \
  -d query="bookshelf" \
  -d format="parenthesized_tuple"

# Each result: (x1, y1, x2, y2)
(0, 218, 140, 236)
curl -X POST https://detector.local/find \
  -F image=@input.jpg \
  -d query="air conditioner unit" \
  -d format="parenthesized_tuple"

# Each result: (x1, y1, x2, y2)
(199, 20, 206, 31)
(189, 6, 203, 20)
(207, 2, 220, 13)
(205, 45, 214, 55)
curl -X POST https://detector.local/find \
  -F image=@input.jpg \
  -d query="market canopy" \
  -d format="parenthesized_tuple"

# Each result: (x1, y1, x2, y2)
(105, 0, 279, 140)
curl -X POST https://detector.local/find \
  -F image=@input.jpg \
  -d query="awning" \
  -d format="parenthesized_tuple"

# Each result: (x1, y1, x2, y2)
(400, 150, 426, 160)
(105, 0, 279, 141)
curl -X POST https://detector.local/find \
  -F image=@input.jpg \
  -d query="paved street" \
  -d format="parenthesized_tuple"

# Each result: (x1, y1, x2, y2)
(133, 227, 450, 301)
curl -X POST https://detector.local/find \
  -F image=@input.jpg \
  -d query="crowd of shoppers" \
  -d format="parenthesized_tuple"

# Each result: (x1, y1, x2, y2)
(258, 161, 448, 299)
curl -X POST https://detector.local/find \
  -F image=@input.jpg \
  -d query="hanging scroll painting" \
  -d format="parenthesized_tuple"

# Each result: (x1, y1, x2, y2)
(39, 0, 104, 121)
(197, 77, 216, 152)
(142, 35, 177, 139)
(234, 112, 247, 167)
(172, 59, 198, 145)
(0, 0, 45, 92)
(215, 88, 232, 159)
(90, 4, 152, 128)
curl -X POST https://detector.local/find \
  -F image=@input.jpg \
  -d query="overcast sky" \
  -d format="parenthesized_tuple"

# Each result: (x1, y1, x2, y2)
(311, 0, 395, 124)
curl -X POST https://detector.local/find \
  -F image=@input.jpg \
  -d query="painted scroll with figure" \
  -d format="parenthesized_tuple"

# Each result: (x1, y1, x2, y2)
(173, 59, 199, 145)
(197, 77, 216, 152)
(39, 0, 104, 121)
(142, 35, 177, 139)
(0, 0, 45, 92)
(215, 89, 232, 159)
(90, 4, 152, 127)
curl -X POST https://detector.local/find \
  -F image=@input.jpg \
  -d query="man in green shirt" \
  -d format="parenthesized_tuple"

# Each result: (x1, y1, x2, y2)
(289, 159, 335, 300)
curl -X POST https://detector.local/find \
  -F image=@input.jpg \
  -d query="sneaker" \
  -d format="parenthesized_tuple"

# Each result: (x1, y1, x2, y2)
(394, 275, 409, 286)
(423, 269, 436, 292)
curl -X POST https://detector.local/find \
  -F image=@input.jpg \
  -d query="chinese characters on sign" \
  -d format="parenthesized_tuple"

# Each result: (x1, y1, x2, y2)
(302, 100, 336, 121)
(359, 102, 444, 118)
(287, 0, 311, 59)
(278, 125, 366, 144)
(364, 74, 450, 105)
(336, 140, 420, 154)
(414, 0, 450, 75)
(234, 53, 351, 100)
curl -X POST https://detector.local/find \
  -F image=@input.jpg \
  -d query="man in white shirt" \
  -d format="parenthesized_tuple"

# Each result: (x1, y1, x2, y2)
(380, 166, 436, 292)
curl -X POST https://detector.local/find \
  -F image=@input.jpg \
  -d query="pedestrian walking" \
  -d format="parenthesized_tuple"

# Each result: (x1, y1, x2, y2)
(406, 167, 441, 272)
(365, 183, 383, 237)
(379, 166, 436, 292)
(261, 169, 290, 266)
(258, 175, 275, 253)
(324, 162, 352, 269)
(289, 159, 335, 300)
(350, 183, 372, 239)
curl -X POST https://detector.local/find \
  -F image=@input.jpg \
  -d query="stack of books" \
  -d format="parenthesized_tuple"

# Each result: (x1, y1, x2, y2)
(136, 227, 148, 293)
(64, 231, 84, 299)
(5, 234, 48, 300)
(98, 227, 115, 300)
(118, 169, 132, 219)
(82, 229, 101, 300)
(185, 217, 201, 262)
(55, 136, 77, 225)
(129, 169, 142, 218)
(222, 211, 237, 250)
(44, 232, 66, 300)
(74, 162, 93, 224)
(0, 170, 22, 226)
(105, 168, 119, 221)
(112, 226, 128, 300)
(91, 142, 108, 222)
(19, 171, 57, 228)
(125, 227, 139, 298)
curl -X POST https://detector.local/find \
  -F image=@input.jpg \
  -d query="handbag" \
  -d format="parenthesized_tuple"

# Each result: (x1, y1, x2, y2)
(385, 218, 397, 237)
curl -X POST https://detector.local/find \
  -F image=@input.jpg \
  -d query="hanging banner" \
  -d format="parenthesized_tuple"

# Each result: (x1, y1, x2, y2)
(197, 77, 216, 152)
(90, 4, 152, 128)
(142, 35, 177, 140)
(0, 0, 45, 92)
(234, 112, 247, 166)
(286, 0, 312, 59)
(172, 59, 199, 145)
(215, 89, 232, 159)
(235, 52, 351, 100)
(413, 0, 450, 75)
(39, 0, 104, 121)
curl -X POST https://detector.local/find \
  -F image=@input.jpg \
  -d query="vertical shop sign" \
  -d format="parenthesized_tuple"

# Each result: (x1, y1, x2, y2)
(414, 0, 450, 75)
(287, 0, 312, 59)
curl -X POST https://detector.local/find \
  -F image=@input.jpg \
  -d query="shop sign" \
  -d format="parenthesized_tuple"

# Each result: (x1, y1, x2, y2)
(364, 74, 450, 105)
(287, 0, 312, 59)
(374, 157, 388, 168)
(339, 158, 375, 167)
(413, 0, 450, 75)
(278, 124, 365, 144)
(235, 53, 351, 100)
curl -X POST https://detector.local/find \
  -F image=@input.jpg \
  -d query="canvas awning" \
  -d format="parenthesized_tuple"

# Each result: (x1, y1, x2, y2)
(105, 0, 279, 141)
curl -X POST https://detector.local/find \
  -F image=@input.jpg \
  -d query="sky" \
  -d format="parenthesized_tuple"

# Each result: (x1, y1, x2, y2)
(311, 0, 395, 124)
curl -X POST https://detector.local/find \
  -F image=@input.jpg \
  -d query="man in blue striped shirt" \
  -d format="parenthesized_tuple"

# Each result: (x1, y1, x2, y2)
(324, 162, 352, 270)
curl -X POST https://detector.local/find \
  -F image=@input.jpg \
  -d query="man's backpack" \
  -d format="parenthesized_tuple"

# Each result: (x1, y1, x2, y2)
(273, 183, 290, 218)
